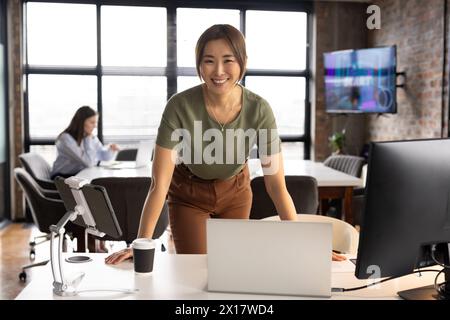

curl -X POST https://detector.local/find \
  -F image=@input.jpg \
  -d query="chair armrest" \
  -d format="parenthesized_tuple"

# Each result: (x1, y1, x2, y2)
(36, 178, 57, 190)
(41, 189, 61, 199)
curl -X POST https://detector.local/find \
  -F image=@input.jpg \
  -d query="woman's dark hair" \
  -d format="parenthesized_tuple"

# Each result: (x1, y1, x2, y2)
(60, 106, 97, 145)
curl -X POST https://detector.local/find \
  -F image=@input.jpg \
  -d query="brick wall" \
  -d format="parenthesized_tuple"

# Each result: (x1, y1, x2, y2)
(313, 1, 368, 161)
(367, 0, 447, 141)
(7, 0, 24, 220)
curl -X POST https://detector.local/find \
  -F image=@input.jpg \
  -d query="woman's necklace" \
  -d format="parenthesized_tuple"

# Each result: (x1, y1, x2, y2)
(206, 93, 235, 132)
(210, 103, 233, 132)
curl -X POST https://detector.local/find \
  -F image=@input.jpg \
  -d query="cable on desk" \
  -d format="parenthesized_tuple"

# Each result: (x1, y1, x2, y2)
(431, 244, 450, 268)
(331, 269, 439, 292)
(430, 244, 450, 299)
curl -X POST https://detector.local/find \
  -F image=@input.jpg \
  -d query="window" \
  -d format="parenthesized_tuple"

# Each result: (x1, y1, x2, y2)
(102, 76, 167, 142)
(24, 1, 311, 160)
(101, 6, 166, 67)
(176, 8, 240, 68)
(177, 76, 202, 93)
(27, 74, 97, 138)
(246, 11, 307, 70)
(26, 2, 96, 66)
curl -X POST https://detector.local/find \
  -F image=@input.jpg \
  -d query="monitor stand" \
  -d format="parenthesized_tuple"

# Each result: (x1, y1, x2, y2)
(398, 284, 448, 300)
(398, 247, 450, 300)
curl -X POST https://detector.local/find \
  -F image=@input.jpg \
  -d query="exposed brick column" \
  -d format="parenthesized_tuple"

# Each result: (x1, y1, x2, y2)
(313, 1, 368, 161)
(7, 0, 24, 220)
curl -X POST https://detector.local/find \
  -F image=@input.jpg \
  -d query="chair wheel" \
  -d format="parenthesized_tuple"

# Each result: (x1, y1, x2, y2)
(161, 244, 166, 252)
(19, 271, 27, 282)
(29, 250, 35, 260)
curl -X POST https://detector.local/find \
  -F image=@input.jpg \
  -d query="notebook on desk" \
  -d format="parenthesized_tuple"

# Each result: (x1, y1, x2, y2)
(102, 141, 154, 169)
(206, 219, 332, 297)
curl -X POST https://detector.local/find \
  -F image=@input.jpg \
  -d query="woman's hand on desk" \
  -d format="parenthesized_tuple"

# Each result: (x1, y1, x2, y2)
(109, 143, 120, 152)
(105, 248, 132, 265)
(332, 252, 347, 261)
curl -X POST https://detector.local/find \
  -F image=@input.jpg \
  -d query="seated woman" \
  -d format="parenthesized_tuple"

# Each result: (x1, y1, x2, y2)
(51, 106, 119, 179)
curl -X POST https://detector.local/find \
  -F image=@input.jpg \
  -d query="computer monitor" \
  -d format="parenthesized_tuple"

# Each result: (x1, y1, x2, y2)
(355, 138, 450, 300)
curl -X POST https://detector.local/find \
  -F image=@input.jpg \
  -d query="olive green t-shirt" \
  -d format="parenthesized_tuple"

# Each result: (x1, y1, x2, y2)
(156, 84, 280, 180)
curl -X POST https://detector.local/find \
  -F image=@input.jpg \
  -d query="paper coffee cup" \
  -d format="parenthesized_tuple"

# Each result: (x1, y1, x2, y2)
(132, 238, 156, 274)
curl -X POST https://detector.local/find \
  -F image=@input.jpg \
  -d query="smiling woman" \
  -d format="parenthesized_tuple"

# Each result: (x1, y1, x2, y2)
(105, 24, 304, 266)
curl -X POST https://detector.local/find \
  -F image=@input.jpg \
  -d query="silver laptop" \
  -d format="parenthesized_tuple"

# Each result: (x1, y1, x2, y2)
(207, 219, 332, 297)
(110, 141, 154, 169)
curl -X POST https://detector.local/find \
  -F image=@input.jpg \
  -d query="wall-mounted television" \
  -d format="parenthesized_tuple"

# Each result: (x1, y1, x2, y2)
(323, 46, 397, 114)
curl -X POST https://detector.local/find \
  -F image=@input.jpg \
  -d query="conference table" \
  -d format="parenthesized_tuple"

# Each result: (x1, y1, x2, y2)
(15, 252, 438, 300)
(77, 159, 363, 225)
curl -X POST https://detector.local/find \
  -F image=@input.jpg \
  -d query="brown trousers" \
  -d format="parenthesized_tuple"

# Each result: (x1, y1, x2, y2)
(167, 164, 252, 254)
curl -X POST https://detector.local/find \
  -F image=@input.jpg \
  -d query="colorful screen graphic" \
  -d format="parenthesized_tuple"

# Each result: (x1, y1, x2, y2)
(324, 46, 397, 114)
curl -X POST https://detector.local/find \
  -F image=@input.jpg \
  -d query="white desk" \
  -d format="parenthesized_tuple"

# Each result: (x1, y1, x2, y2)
(78, 160, 362, 188)
(76, 165, 152, 181)
(15, 253, 438, 300)
(248, 159, 363, 187)
(77, 160, 363, 225)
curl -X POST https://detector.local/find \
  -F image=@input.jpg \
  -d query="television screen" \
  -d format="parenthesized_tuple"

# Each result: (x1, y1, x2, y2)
(324, 46, 397, 113)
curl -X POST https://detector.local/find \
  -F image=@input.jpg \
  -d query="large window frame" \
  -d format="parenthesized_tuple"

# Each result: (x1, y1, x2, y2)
(23, 0, 312, 159)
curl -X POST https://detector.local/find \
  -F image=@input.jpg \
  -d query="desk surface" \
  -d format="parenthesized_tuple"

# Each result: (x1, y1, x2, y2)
(77, 159, 363, 188)
(249, 159, 363, 187)
(15, 253, 437, 300)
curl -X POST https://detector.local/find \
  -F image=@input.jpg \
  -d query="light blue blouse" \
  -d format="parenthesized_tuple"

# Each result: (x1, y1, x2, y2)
(51, 133, 115, 176)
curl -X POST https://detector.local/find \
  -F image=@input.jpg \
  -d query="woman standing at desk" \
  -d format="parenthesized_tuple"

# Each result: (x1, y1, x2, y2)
(51, 106, 119, 179)
(106, 25, 345, 263)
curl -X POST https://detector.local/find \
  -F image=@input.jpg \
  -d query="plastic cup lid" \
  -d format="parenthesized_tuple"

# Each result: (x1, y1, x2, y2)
(132, 238, 156, 250)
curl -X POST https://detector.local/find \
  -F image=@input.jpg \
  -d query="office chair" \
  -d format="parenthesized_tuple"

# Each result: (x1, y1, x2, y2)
(322, 155, 365, 219)
(14, 168, 64, 259)
(115, 148, 138, 161)
(262, 214, 359, 254)
(19, 152, 57, 190)
(323, 154, 365, 178)
(250, 175, 319, 219)
(14, 168, 84, 281)
(90, 177, 169, 251)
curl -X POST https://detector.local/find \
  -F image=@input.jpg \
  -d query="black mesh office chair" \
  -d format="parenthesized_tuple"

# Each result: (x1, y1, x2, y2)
(19, 152, 57, 190)
(91, 177, 169, 250)
(14, 168, 84, 281)
(115, 149, 138, 161)
(323, 154, 365, 219)
(250, 175, 319, 219)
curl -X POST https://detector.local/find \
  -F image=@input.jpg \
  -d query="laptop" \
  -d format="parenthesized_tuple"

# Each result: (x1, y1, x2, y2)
(207, 219, 332, 297)
(104, 141, 154, 169)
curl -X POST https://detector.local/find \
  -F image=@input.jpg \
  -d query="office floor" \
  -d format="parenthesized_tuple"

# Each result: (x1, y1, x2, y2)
(0, 222, 175, 300)
(0, 223, 35, 300)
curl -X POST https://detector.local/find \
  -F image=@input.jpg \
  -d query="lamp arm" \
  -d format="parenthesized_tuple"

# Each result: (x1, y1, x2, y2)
(49, 207, 85, 296)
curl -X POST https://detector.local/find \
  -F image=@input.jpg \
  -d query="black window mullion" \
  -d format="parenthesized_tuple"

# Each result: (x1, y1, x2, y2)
(23, 2, 30, 152)
(96, 3, 103, 142)
(24, 75, 31, 152)
(245, 69, 308, 77)
(167, 5, 177, 100)
(26, 66, 97, 75)
(304, 11, 313, 160)
(240, 9, 246, 87)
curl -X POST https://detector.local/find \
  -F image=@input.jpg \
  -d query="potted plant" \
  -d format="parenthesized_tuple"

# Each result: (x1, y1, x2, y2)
(329, 129, 346, 155)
